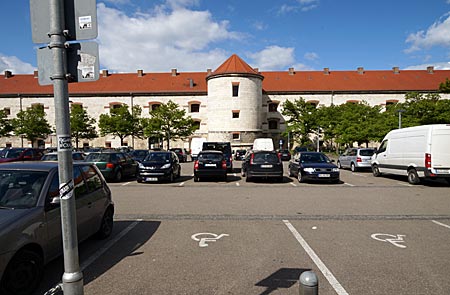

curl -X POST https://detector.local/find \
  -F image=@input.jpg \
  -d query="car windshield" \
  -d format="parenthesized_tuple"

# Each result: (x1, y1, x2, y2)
(85, 153, 111, 162)
(132, 150, 148, 157)
(42, 154, 58, 161)
(300, 153, 329, 163)
(144, 153, 170, 162)
(0, 170, 48, 209)
(360, 149, 375, 156)
(0, 149, 24, 159)
(253, 153, 279, 163)
(198, 153, 223, 161)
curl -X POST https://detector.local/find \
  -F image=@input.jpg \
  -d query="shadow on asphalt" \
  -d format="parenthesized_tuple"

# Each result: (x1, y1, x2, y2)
(255, 267, 310, 295)
(34, 220, 161, 295)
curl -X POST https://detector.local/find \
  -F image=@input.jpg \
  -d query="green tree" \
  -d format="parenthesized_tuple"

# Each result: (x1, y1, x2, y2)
(11, 104, 52, 147)
(281, 98, 319, 146)
(439, 78, 450, 93)
(143, 100, 196, 149)
(98, 104, 143, 146)
(0, 109, 13, 137)
(70, 104, 98, 149)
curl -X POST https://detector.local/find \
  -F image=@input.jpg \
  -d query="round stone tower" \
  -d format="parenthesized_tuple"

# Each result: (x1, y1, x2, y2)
(206, 54, 264, 147)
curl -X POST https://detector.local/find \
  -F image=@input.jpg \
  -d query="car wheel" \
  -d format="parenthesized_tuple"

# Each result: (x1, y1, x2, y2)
(245, 175, 251, 182)
(169, 172, 174, 183)
(350, 163, 357, 172)
(407, 168, 420, 185)
(223, 175, 227, 182)
(288, 168, 294, 177)
(96, 207, 114, 239)
(194, 175, 199, 182)
(372, 165, 381, 177)
(114, 170, 123, 182)
(297, 171, 304, 183)
(337, 161, 342, 169)
(176, 167, 181, 179)
(0, 249, 43, 295)
(241, 169, 246, 177)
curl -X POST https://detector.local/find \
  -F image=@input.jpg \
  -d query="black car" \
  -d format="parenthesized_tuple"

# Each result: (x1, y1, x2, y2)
(202, 142, 233, 172)
(241, 150, 283, 182)
(169, 148, 188, 162)
(288, 152, 340, 183)
(194, 150, 227, 182)
(137, 151, 181, 183)
(130, 149, 149, 163)
(84, 152, 139, 182)
(234, 149, 247, 161)
(277, 149, 291, 161)
(0, 162, 114, 295)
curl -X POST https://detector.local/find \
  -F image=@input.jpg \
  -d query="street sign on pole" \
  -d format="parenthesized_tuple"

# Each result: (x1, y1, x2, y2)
(30, 0, 98, 43)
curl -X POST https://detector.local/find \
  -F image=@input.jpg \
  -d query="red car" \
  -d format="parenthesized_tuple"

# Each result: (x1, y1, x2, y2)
(0, 148, 44, 163)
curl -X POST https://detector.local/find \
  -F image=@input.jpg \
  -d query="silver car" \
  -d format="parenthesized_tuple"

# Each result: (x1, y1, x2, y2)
(338, 148, 376, 172)
(0, 162, 114, 295)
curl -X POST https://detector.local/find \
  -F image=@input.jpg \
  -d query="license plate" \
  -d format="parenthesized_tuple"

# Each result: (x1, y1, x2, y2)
(145, 177, 158, 181)
(261, 164, 273, 168)
(205, 164, 216, 167)
(318, 174, 330, 178)
(435, 169, 450, 174)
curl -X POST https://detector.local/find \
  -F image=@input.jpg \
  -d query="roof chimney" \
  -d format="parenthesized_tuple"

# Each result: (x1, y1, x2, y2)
(323, 68, 330, 75)
(392, 67, 400, 74)
(33, 70, 39, 78)
(137, 69, 144, 77)
(4, 70, 12, 78)
(253, 68, 259, 73)
(427, 66, 434, 74)
(206, 69, 212, 76)
(171, 68, 178, 76)
(188, 78, 194, 88)
(357, 67, 364, 75)
(288, 67, 295, 75)
(102, 69, 109, 77)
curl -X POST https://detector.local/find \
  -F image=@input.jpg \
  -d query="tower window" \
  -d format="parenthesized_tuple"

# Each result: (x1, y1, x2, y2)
(268, 120, 278, 130)
(268, 103, 278, 112)
(190, 103, 200, 113)
(232, 110, 240, 118)
(232, 83, 239, 97)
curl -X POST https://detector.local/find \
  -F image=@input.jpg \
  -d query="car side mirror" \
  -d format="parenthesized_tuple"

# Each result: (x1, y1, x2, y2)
(50, 197, 60, 205)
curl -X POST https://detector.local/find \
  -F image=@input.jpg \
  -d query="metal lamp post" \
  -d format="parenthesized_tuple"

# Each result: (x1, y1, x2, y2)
(398, 109, 406, 129)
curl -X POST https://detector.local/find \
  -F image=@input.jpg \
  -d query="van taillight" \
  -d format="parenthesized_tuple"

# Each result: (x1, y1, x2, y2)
(250, 153, 255, 165)
(357, 157, 362, 162)
(106, 163, 115, 169)
(194, 160, 199, 170)
(222, 160, 227, 170)
(425, 153, 432, 169)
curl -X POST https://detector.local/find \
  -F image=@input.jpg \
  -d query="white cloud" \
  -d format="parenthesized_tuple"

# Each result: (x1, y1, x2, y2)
(0, 54, 35, 74)
(404, 61, 450, 70)
(405, 13, 450, 53)
(249, 46, 296, 70)
(304, 52, 319, 61)
(97, 2, 242, 72)
(278, 0, 319, 14)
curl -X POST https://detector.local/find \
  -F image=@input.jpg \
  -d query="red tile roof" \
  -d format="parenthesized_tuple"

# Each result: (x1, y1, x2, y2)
(0, 55, 448, 96)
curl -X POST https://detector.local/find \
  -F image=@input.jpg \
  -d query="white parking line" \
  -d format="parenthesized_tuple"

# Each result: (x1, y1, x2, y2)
(432, 220, 450, 229)
(283, 220, 349, 295)
(121, 181, 132, 186)
(236, 182, 240, 187)
(290, 182, 297, 187)
(178, 182, 185, 187)
(344, 183, 355, 187)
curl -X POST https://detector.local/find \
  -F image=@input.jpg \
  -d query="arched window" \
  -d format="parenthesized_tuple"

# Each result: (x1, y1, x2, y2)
(268, 103, 278, 112)
(193, 120, 200, 131)
(189, 102, 201, 113)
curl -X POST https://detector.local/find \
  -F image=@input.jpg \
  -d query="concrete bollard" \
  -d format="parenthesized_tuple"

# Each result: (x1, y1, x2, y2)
(299, 270, 318, 295)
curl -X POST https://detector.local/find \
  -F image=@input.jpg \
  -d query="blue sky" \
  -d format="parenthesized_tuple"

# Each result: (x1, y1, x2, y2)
(1, 0, 449, 74)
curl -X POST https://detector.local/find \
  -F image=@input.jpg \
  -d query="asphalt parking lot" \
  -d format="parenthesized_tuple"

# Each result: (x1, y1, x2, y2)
(36, 161, 450, 295)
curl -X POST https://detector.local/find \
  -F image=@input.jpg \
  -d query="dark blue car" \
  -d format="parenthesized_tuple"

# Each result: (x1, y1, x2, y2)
(288, 152, 340, 183)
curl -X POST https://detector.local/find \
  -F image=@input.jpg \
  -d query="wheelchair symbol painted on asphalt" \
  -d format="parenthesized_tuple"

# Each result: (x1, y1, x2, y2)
(371, 233, 406, 249)
(191, 233, 229, 247)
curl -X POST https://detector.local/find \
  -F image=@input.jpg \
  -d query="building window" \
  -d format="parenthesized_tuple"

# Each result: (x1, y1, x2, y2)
(3, 108, 11, 116)
(232, 83, 239, 97)
(307, 100, 319, 108)
(268, 120, 278, 130)
(190, 103, 200, 113)
(232, 133, 240, 140)
(268, 103, 278, 112)
(111, 103, 122, 110)
(346, 100, 359, 104)
(193, 121, 200, 130)
(232, 110, 240, 119)
(150, 103, 161, 111)
(385, 100, 398, 110)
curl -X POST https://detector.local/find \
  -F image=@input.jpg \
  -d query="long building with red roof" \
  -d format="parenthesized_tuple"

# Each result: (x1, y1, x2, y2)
(0, 54, 449, 149)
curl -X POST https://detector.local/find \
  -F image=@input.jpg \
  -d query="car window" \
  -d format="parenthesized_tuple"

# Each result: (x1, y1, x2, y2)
(253, 153, 279, 163)
(42, 154, 58, 161)
(378, 141, 388, 153)
(80, 165, 103, 191)
(46, 167, 87, 204)
(359, 149, 375, 156)
(300, 153, 328, 163)
(145, 153, 170, 162)
(0, 170, 47, 208)
(198, 153, 223, 161)
(86, 153, 110, 162)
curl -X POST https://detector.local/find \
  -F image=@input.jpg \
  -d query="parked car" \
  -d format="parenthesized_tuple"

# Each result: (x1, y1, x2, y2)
(137, 151, 181, 183)
(337, 148, 376, 172)
(84, 151, 138, 182)
(241, 150, 283, 182)
(277, 149, 292, 161)
(0, 148, 44, 163)
(129, 149, 149, 163)
(193, 150, 227, 182)
(40, 151, 86, 161)
(0, 161, 114, 295)
(169, 148, 188, 162)
(288, 152, 340, 183)
(234, 149, 247, 161)
(202, 142, 233, 172)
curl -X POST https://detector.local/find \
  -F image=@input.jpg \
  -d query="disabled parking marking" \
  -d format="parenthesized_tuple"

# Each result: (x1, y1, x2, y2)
(191, 232, 229, 247)
(370, 233, 406, 249)
(432, 220, 450, 229)
(283, 220, 349, 295)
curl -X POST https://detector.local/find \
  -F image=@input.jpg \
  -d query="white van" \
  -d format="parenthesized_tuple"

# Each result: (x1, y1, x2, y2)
(371, 124, 450, 185)
(252, 138, 274, 151)
(190, 137, 206, 160)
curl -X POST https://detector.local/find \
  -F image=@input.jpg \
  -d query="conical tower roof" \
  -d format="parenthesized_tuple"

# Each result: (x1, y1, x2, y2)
(207, 54, 263, 80)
